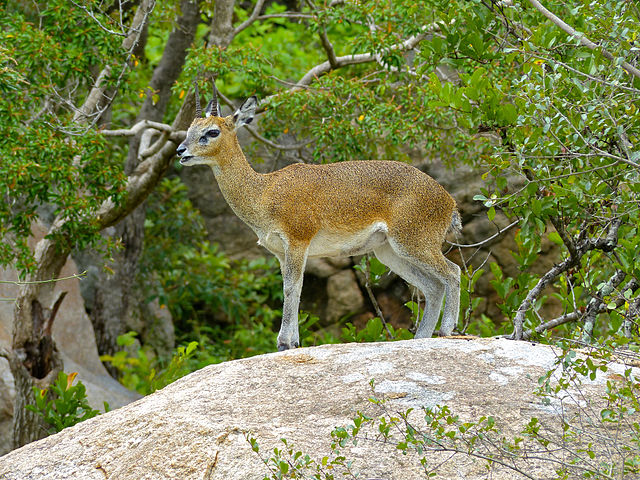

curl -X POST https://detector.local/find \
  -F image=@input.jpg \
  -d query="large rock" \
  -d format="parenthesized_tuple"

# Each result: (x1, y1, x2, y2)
(0, 227, 141, 454)
(0, 338, 632, 479)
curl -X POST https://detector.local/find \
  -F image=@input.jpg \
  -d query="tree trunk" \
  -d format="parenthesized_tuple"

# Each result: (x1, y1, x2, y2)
(89, 0, 201, 364)
(7, 223, 70, 448)
(3, 0, 199, 451)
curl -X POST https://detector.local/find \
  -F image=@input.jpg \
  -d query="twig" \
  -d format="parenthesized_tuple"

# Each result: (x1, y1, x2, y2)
(0, 271, 86, 285)
(244, 125, 315, 152)
(527, 0, 640, 80)
(623, 295, 640, 338)
(215, 88, 316, 152)
(447, 219, 519, 248)
(233, 0, 268, 36)
(255, 13, 314, 21)
(69, 0, 128, 36)
(362, 256, 394, 339)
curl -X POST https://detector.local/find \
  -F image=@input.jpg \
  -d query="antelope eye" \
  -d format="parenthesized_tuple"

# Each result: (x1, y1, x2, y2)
(199, 129, 220, 143)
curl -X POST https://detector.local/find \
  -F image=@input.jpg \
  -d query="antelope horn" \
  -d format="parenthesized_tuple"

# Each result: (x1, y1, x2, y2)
(204, 73, 219, 117)
(194, 79, 202, 118)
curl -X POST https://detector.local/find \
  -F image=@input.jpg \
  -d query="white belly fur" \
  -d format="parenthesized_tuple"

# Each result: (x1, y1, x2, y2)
(257, 222, 389, 258)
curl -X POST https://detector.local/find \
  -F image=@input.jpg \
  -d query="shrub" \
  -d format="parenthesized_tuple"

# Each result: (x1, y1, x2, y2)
(26, 371, 104, 434)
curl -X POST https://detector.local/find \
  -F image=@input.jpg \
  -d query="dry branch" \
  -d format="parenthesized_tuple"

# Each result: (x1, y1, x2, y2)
(527, 0, 640, 80)
(513, 218, 623, 339)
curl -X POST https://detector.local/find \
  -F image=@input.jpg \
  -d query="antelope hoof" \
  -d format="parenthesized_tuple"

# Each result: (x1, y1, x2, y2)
(277, 341, 299, 351)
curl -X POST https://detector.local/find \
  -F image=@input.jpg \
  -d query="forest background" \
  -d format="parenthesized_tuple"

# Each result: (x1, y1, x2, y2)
(1, 0, 639, 451)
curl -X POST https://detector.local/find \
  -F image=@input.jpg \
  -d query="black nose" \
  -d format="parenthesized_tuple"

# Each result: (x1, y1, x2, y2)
(176, 144, 186, 156)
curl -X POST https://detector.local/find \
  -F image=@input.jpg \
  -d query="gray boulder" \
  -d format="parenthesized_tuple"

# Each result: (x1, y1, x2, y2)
(0, 338, 631, 479)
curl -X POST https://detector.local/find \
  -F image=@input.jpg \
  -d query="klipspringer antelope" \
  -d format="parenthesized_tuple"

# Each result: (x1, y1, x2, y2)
(176, 83, 462, 351)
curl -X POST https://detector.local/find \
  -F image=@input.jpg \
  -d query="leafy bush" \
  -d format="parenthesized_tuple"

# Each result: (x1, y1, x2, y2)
(138, 177, 283, 357)
(26, 371, 104, 434)
(100, 332, 199, 395)
(341, 316, 413, 343)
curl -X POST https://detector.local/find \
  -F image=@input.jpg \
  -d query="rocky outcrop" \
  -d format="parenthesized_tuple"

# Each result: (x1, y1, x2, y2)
(0, 231, 141, 455)
(0, 338, 631, 479)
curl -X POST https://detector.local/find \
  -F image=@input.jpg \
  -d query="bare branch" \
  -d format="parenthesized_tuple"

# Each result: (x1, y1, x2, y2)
(293, 24, 436, 89)
(526, 0, 640, 80)
(255, 12, 314, 21)
(319, 28, 339, 69)
(523, 277, 639, 340)
(95, 92, 195, 229)
(362, 256, 394, 339)
(512, 217, 623, 339)
(294, 53, 374, 89)
(581, 269, 627, 342)
(216, 88, 314, 152)
(244, 125, 315, 153)
(623, 294, 640, 338)
(100, 119, 176, 136)
(447, 219, 519, 248)
(234, 0, 268, 36)
(69, 0, 128, 37)
(0, 271, 86, 285)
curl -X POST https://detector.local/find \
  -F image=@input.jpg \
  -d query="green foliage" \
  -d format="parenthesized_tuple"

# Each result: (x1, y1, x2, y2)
(100, 331, 199, 395)
(138, 177, 283, 359)
(247, 434, 353, 480)
(4, 0, 638, 372)
(341, 316, 413, 343)
(433, 0, 640, 336)
(26, 371, 103, 434)
(0, 1, 128, 275)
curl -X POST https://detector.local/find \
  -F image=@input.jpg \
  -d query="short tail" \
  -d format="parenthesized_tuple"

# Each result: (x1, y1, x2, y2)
(448, 209, 462, 237)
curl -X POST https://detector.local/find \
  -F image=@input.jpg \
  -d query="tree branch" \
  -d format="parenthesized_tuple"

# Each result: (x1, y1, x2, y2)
(319, 28, 339, 69)
(95, 94, 195, 229)
(447, 219, 519, 248)
(581, 269, 627, 342)
(512, 217, 623, 340)
(234, 0, 268, 36)
(100, 119, 176, 136)
(292, 25, 434, 89)
(523, 277, 639, 340)
(526, 0, 640, 80)
(216, 88, 314, 152)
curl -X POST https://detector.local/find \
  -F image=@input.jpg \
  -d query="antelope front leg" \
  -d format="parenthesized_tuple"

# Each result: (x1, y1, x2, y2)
(277, 243, 309, 351)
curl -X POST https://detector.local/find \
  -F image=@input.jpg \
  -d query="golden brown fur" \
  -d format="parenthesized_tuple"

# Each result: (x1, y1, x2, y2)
(177, 96, 461, 350)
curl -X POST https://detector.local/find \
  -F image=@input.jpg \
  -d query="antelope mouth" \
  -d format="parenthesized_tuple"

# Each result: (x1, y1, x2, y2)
(179, 156, 194, 165)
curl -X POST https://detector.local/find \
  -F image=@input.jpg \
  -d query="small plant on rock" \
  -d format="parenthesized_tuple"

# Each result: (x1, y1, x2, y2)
(26, 371, 104, 434)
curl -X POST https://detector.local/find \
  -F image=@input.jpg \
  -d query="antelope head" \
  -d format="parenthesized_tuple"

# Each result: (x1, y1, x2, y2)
(176, 80, 257, 167)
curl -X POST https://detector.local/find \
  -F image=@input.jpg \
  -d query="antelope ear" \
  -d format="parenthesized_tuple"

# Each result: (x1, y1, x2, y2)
(233, 96, 257, 129)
